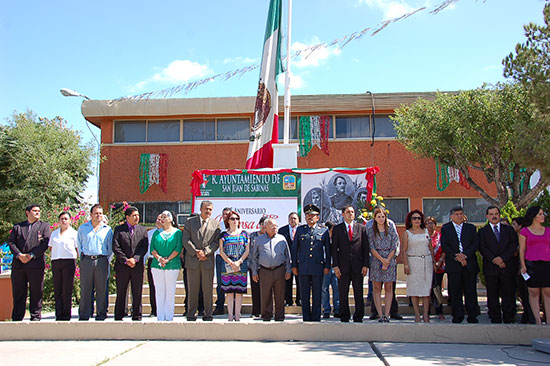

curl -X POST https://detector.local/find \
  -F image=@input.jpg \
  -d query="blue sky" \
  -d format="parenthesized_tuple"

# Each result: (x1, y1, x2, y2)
(0, 0, 546, 202)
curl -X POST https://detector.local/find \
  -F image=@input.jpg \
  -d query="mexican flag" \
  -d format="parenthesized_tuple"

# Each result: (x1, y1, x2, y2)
(245, 0, 283, 169)
(139, 153, 168, 194)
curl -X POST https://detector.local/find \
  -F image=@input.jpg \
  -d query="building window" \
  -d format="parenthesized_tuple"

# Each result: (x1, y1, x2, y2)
(423, 198, 488, 224)
(278, 117, 299, 140)
(335, 116, 369, 138)
(115, 201, 190, 224)
(114, 121, 146, 143)
(217, 118, 249, 141)
(147, 120, 180, 142)
(373, 115, 397, 138)
(183, 120, 215, 141)
(383, 198, 409, 224)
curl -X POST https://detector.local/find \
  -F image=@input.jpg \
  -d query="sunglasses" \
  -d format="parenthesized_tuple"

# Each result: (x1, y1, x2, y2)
(411, 216, 422, 220)
(229, 217, 239, 221)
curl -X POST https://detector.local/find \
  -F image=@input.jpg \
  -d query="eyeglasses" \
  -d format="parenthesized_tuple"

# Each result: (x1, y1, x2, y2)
(411, 216, 422, 220)
(229, 217, 239, 221)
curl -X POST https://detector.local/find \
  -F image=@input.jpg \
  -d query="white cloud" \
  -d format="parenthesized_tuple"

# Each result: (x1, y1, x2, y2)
(291, 37, 341, 68)
(278, 71, 305, 90)
(358, 0, 415, 19)
(223, 56, 257, 64)
(128, 59, 212, 92)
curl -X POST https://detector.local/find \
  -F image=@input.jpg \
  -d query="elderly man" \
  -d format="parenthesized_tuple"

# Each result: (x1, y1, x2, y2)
(8, 204, 51, 321)
(250, 218, 291, 321)
(78, 204, 113, 321)
(292, 204, 331, 322)
(182, 201, 221, 321)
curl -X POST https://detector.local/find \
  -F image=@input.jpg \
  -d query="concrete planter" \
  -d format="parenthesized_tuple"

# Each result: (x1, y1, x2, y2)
(0, 271, 13, 321)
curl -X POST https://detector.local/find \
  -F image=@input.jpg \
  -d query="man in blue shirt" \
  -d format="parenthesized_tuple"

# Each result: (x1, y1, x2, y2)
(77, 204, 113, 321)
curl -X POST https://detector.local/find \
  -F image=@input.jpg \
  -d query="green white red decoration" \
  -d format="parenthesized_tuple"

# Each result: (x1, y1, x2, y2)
(140, 153, 168, 194)
(299, 116, 330, 157)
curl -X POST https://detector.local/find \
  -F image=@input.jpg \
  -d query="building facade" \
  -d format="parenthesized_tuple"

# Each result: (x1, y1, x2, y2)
(82, 92, 496, 225)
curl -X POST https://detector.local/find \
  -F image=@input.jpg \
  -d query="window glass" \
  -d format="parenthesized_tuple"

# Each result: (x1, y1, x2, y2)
(147, 120, 180, 142)
(335, 116, 369, 138)
(423, 198, 461, 224)
(383, 198, 409, 224)
(462, 198, 488, 223)
(217, 118, 250, 141)
(278, 117, 299, 140)
(183, 120, 215, 141)
(114, 121, 146, 143)
(373, 115, 397, 138)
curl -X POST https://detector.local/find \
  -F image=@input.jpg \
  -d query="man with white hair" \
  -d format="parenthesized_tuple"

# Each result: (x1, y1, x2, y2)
(250, 218, 291, 321)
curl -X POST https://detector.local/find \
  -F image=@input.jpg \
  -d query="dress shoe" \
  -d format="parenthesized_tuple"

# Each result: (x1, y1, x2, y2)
(490, 319, 502, 324)
(390, 313, 403, 320)
(353, 319, 363, 323)
(340, 319, 349, 323)
(187, 317, 197, 321)
(323, 313, 330, 319)
(203, 316, 213, 321)
(95, 317, 106, 321)
(333, 313, 340, 318)
(213, 308, 224, 316)
(369, 314, 378, 320)
(452, 317, 463, 323)
(132, 317, 142, 321)
(467, 317, 479, 324)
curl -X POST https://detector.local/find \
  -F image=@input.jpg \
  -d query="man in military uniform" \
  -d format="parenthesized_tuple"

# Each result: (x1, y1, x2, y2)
(291, 204, 331, 322)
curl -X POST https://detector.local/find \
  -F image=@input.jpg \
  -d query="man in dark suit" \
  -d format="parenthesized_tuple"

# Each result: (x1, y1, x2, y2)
(113, 206, 149, 321)
(479, 206, 518, 323)
(332, 205, 369, 323)
(291, 204, 331, 322)
(441, 206, 480, 323)
(7, 204, 51, 321)
(279, 211, 301, 306)
(182, 200, 221, 321)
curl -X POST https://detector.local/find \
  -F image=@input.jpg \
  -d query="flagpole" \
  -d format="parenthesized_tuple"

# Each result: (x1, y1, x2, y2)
(283, 0, 292, 145)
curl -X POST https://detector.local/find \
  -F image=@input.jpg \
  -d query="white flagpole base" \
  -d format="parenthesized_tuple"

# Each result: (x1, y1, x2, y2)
(273, 143, 298, 168)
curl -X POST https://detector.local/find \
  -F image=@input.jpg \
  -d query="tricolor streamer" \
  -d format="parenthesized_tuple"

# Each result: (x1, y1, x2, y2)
(299, 115, 330, 157)
(118, 0, 464, 102)
(140, 153, 168, 194)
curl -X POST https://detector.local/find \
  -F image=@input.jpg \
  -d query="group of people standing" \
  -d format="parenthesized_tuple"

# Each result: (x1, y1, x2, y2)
(6, 201, 550, 325)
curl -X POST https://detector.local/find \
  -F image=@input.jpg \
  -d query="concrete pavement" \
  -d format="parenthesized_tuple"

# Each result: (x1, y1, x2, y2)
(0, 341, 548, 365)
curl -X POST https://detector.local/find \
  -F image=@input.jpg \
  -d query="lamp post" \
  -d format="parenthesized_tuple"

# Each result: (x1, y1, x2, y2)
(60, 88, 100, 202)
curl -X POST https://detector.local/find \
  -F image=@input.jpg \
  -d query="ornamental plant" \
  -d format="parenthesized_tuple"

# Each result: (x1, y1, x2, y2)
(356, 193, 389, 223)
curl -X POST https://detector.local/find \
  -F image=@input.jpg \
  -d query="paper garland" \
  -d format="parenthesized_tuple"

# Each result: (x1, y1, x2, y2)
(140, 153, 168, 194)
(119, 0, 463, 102)
(299, 116, 330, 157)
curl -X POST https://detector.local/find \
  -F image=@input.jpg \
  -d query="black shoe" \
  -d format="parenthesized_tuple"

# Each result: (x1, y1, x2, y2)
(333, 313, 340, 318)
(452, 317, 463, 323)
(132, 317, 142, 321)
(30, 318, 40, 322)
(340, 319, 349, 323)
(467, 317, 479, 324)
(323, 313, 330, 319)
(390, 313, 403, 320)
(213, 308, 224, 316)
(384, 316, 390, 323)
(262, 318, 271, 322)
(378, 317, 384, 323)
(353, 319, 363, 323)
(490, 319, 502, 324)
(95, 316, 106, 321)
(187, 317, 197, 321)
(114, 318, 123, 321)
(369, 314, 377, 320)
(203, 316, 213, 321)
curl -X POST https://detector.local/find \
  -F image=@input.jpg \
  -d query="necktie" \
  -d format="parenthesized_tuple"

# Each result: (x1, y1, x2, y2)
(493, 225, 500, 242)
(348, 224, 353, 241)
(200, 219, 207, 238)
(456, 224, 463, 252)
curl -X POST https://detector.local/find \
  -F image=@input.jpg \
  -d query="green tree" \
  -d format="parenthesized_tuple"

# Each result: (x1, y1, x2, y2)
(504, 2, 550, 178)
(392, 83, 550, 209)
(0, 111, 94, 240)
